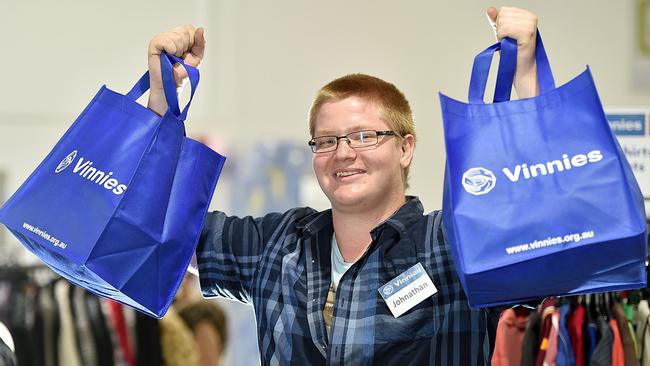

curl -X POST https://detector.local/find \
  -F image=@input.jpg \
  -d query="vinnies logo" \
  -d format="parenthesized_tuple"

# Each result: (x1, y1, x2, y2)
(55, 150, 127, 195)
(55, 150, 77, 173)
(382, 285, 394, 296)
(461, 150, 604, 196)
(462, 167, 496, 196)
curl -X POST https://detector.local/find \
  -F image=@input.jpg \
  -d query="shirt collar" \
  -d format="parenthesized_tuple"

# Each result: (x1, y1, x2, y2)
(296, 196, 424, 238)
(371, 196, 424, 239)
(296, 209, 333, 236)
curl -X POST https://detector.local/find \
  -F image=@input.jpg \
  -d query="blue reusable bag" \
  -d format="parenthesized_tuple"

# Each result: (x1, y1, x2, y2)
(439, 33, 647, 308)
(0, 52, 225, 318)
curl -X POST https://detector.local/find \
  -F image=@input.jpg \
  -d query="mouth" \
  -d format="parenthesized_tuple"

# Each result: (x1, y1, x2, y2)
(333, 169, 366, 179)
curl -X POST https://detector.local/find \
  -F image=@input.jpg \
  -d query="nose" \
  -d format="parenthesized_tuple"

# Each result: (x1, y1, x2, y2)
(333, 138, 356, 160)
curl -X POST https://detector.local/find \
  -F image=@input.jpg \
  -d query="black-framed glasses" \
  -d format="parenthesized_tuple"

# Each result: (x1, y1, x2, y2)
(308, 130, 398, 153)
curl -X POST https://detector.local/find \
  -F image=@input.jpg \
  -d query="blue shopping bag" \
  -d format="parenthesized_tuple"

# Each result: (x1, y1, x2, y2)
(439, 33, 647, 308)
(0, 52, 225, 318)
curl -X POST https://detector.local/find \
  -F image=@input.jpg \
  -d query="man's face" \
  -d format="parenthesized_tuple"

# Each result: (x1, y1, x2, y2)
(312, 96, 413, 212)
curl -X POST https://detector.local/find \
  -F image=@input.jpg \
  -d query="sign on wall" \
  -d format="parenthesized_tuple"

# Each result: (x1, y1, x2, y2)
(606, 110, 650, 217)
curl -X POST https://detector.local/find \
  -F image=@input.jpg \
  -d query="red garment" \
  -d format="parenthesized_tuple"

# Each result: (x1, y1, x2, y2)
(108, 300, 136, 366)
(535, 299, 557, 366)
(612, 302, 640, 366)
(610, 318, 625, 366)
(491, 308, 530, 366)
(568, 304, 586, 366)
(544, 310, 560, 366)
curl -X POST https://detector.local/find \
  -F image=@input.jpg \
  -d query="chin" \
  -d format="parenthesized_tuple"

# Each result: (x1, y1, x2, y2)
(328, 187, 372, 209)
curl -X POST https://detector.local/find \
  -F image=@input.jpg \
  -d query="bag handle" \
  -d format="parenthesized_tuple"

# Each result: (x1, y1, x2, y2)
(468, 31, 555, 104)
(126, 52, 200, 122)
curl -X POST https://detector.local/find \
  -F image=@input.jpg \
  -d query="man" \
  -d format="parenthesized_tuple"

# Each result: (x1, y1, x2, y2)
(147, 6, 539, 365)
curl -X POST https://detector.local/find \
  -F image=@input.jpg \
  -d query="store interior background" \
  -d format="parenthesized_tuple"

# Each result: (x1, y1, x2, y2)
(1, 1, 649, 364)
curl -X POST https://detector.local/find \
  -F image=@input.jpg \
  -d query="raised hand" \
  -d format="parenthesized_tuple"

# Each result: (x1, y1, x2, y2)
(146, 26, 206, 115)
(487, 7, 538, 98)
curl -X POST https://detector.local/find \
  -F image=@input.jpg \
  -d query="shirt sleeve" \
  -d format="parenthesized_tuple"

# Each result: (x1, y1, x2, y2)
(195, 207, 314, 303)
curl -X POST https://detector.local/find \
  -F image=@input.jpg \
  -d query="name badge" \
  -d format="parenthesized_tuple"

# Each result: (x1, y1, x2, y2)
(378, 263, 437, 318)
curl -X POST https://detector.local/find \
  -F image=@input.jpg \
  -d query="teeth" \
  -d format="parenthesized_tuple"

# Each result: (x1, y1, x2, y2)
(336, 171, 361, 177)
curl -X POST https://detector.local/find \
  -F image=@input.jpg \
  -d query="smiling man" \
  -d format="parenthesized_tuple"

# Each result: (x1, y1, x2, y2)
(147, 6, 539, 365)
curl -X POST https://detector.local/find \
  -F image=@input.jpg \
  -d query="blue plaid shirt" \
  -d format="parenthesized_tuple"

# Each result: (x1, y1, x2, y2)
(197, 197, 495, 365)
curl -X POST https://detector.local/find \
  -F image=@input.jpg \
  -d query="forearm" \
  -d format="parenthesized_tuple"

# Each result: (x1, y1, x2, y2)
(147, 87, 167, 116)
(514, 58, 538, 99)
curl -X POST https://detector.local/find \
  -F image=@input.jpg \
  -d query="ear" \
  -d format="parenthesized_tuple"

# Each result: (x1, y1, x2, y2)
(399, 134, 415, 169)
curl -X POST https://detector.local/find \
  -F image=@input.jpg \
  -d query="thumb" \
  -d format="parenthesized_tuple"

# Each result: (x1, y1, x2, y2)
(192, 27, 206, 59)
(486, 7, 498, 28)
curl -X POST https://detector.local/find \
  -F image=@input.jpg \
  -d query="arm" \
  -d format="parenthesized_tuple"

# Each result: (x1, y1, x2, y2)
(146, 26, 206, 116)
(196, 208, 316, 303)
(196, 211, 281, 303)
(487, 6, 539, 98)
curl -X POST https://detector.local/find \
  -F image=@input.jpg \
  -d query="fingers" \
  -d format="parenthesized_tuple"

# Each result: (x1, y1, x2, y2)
(172, 64, 189, 87)
(148, 25, 199, 59)
(486, 6, 537, 44)
(185, 25, 196, 49)
(486, 6, 498, 30)
(180, 27, 205, 68)
(190, 28, 206, 63)
(147, 25, 205, 95)
(486, 6, 539, 95)
(169, 25, 195, 58)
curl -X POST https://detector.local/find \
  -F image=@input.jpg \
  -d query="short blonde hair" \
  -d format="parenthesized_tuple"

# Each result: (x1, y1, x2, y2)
(309, 73, 416, 187)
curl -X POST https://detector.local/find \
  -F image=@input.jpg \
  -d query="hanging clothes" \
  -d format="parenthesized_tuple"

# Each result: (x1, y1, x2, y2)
(107, 301, 136, 366)
(31, 287, 45, 366)
(134, 310, 163, 366)
(621, 301, 640, 360)
(521, 308, 541, 366)
(636, 300, 650, 366)
(10, 283, 35, 366)
(536, 299, 557, 366)
(54, 280, 82, 366)
(491, 308, 529, 365)
(72, 285, 97, 366)
(610, 318, 625, 366)
(612, 301, 640, 366)
(567, 303, 586, 366)
(591, 316, 614, 366)
(84, 291, 114, 366)
(0, 266, 206, 366)
(543, 310, 560, 366)
(586, 314, 599, 364)
(101, 297, 126, 366)
(122, 305, 137, 361)
(485, 292, 650, 366)
(42, 282, 60, 366)
(556, 304, 575, 366)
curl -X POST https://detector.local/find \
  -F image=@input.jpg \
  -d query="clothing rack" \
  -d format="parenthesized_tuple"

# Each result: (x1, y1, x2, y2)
(0, 263, 58, 288)
(493, 290, 650, 365)
(0, 265, 163, 366)
(0, 263, 223, 366)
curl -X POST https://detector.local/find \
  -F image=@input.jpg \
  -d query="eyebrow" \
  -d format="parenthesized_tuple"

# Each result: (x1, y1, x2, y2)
(314, 125, 369, 136)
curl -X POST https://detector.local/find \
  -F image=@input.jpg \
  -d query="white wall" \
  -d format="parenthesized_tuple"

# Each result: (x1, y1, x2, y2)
(2, 0, 648, 214)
